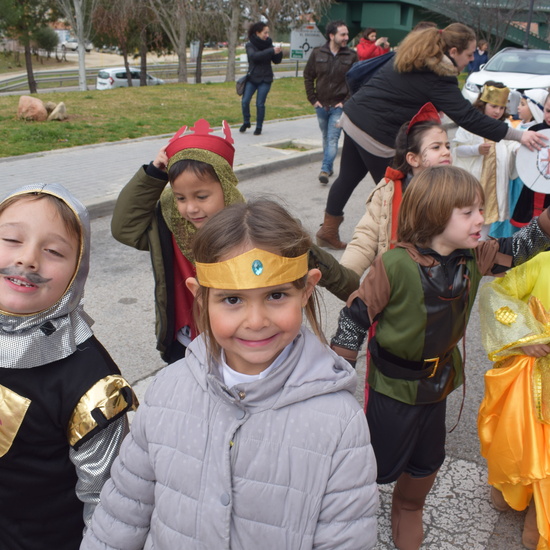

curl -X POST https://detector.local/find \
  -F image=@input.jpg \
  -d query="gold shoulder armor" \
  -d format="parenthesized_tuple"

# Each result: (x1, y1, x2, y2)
(0, 385, 31, 457)
(68, 375, 138, 448)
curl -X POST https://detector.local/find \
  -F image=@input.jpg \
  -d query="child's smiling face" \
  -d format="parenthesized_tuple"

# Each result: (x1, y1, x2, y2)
(0, 198, 79, 314)
(171, 169, 225, 228)
(201, 245, 319, 375)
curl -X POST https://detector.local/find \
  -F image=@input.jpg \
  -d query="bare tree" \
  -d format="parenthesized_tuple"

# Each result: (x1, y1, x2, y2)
(187, 0, 229, 83)
(56, 0, 99, 90)
(224, 0, 242, 81)
(256, 0, 333, 35)
(431, 0, 531, 53)
(220, 0, 331, 82)
(0, 0, 55, 93)
(148, 0, 189, 82)
(93, 0, 136, 85)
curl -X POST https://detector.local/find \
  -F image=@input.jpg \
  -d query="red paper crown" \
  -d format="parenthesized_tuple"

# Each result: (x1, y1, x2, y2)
(406, 103, 441, 134)
(165, 119, 235, 167)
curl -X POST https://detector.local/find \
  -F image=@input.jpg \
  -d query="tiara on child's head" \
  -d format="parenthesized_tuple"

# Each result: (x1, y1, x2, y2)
(480, 85, 510, 107)
(406, 102, 441, 134)
(166, 119, 235, 167)
(195, 248, 309, 290)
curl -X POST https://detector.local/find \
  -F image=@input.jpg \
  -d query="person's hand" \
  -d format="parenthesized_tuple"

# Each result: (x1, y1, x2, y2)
(521, 343, 550, 357)
(376, 37, 389, 47)
(521, 130, 548, 151)
(314, 101, 323, 109)
(478, 142, 492, 155)
(274, 45, 282, 54)
(153, 146, 168, 171)
(335, 102, 343, 109)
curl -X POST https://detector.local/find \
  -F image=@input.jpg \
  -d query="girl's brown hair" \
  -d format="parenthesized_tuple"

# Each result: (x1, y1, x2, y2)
(393, 120, 446, 174)
(192, 199, 323, 362)
(395, 23, 475, 73)
(397, 165, 484, 247)
(473, 80, 509, 121)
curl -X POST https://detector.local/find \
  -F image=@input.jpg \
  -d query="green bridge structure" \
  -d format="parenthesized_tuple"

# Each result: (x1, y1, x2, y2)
(325, 0, 550, 50)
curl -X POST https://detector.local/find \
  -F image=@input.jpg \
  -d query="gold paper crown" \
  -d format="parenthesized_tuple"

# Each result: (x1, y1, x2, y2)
(195, 248, 308, 290)
(480, 85, 510, 107)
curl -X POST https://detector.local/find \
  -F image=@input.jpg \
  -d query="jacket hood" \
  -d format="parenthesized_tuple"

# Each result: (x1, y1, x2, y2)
(0, 183, 94, 369)
(185, 327, 357, 412)
(425, 54, 459, 77)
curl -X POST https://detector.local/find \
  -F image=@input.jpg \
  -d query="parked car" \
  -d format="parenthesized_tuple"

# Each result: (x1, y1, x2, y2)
(462, 48, 550, 114)
(61, 39, 93, 53)
(96, 67, 165, 90)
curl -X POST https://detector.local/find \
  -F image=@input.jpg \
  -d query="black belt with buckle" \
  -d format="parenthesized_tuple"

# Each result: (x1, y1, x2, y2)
(369, 339, 453, 381)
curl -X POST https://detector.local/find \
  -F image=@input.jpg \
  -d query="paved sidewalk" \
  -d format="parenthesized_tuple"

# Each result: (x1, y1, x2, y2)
(0, 116, 323, 217)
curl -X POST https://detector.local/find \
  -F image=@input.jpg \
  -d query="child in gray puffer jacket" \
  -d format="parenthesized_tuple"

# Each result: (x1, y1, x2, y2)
(82, 199, 378, 550)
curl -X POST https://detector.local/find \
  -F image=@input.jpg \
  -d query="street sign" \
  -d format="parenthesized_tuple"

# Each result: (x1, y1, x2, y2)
(290, 24, 326, 60)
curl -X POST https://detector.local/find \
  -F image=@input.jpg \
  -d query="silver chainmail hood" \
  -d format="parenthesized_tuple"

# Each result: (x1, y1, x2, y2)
(0, 183, 94, 369)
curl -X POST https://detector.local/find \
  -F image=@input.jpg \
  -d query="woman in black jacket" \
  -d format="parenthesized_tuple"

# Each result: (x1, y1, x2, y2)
(240, 22, 283, 135)
(316, 23, 547, 250)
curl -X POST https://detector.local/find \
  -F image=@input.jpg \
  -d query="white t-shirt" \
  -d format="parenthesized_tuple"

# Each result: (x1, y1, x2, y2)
(220, 342, 293, 388)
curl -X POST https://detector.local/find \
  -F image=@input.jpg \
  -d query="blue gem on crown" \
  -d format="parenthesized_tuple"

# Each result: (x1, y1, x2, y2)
(251, 260, 263, 276)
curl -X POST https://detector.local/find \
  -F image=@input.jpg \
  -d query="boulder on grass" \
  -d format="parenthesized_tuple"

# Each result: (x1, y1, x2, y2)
(47, 102, 67, 121)
(44, 101, 57, 114)
(17, 96, 48, 122)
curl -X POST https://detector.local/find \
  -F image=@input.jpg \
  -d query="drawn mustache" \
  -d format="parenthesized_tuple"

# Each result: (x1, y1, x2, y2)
(0, 267, 52, 284)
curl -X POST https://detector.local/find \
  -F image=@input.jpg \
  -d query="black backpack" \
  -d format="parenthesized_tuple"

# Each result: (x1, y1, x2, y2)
(346, 51, 395, 95)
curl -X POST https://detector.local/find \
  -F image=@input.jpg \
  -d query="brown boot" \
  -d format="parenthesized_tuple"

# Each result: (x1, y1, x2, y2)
(316, 213, 346, 250)
(490, 486, 511, 512)
(522, 500, 539, 550)
(391, 471, 438, 550)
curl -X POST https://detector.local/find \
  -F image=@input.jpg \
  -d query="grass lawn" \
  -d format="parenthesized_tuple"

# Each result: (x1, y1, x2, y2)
(0, 59, 469, 159)
(0, 77, 313, 158)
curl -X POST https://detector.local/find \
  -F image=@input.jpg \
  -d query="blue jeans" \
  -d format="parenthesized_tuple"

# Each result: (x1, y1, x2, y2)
(315, 106, 343, 173)
(242, 80, 271, 129)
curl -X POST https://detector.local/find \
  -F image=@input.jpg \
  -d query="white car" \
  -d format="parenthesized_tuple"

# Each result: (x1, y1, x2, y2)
(61, 39, 93, 52)
(462, 48, 550, 114)
(96, 67, 165, 90)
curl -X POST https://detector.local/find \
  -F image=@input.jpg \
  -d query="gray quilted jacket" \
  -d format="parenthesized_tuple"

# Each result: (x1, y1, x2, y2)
(81, 328, 378, 549)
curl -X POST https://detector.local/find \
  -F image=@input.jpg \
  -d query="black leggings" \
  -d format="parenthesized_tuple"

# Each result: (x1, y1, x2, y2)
(325, 133, 392, 217)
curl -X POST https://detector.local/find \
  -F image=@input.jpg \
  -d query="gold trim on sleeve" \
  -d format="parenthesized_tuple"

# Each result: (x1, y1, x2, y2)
(67, 375, 138, 447)
(0, 385, 31, 457)
(533, 356, 550, 424)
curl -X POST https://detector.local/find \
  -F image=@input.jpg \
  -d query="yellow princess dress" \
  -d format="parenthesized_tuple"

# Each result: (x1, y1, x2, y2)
(479, 251, 550, 550)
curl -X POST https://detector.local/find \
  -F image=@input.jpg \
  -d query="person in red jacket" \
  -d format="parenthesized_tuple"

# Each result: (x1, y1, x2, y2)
(356, 28, 390, 61)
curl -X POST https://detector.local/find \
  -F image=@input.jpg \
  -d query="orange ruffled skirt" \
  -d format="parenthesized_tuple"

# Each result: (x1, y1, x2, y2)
(479, 355, 550, 550)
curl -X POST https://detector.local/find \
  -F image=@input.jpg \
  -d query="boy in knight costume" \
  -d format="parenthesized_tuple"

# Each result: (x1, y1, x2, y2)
(330, 166, 550, 550)
(0, 184, 136, 550)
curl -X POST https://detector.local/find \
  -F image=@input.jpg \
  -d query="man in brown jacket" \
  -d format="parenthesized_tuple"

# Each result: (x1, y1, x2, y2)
(304, 20, 357, 184)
